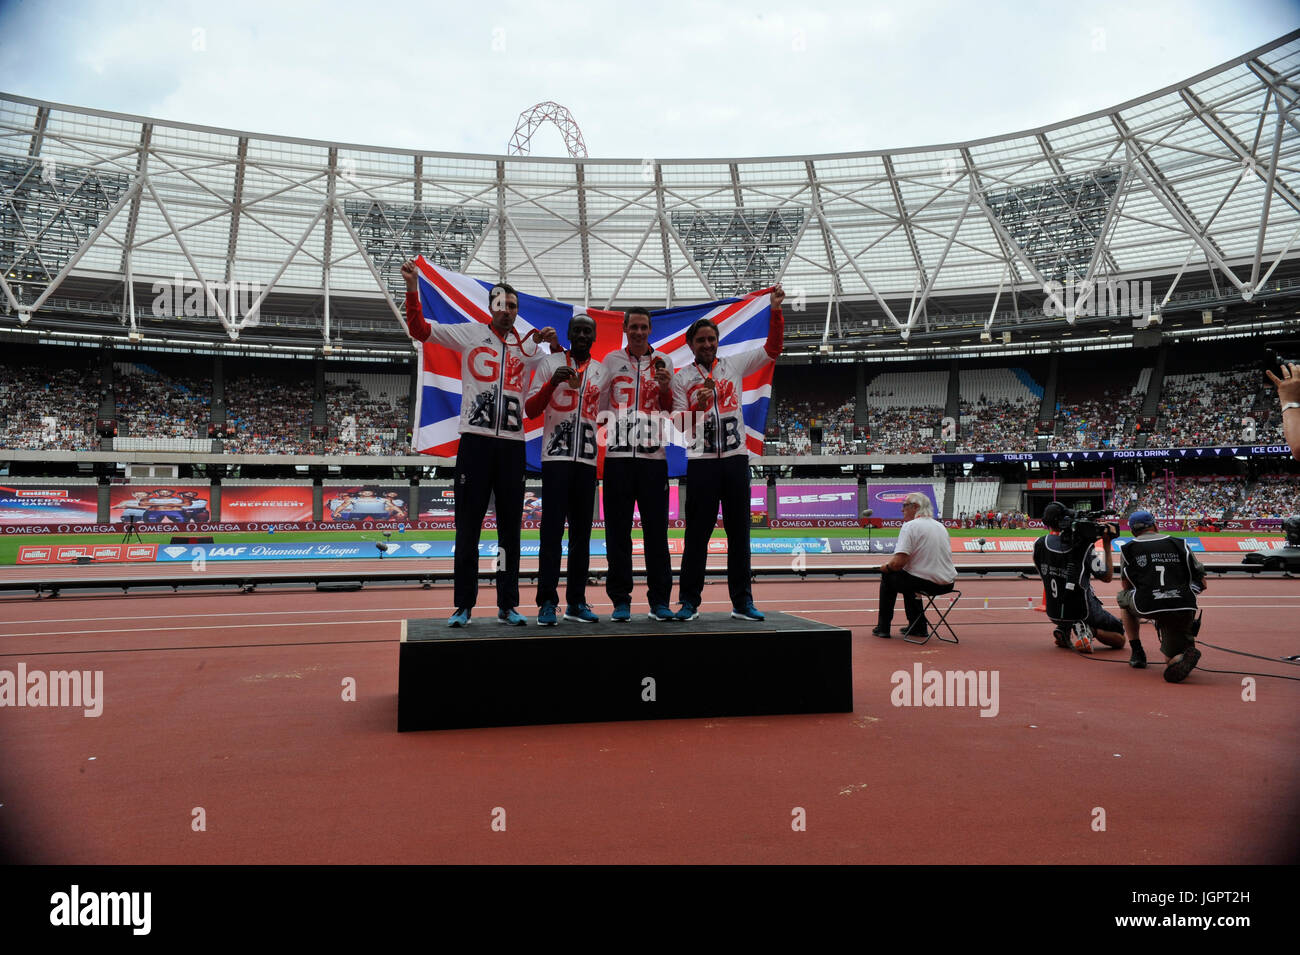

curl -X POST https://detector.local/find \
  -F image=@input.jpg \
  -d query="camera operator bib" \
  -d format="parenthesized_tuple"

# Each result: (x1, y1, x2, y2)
(1034, 535, 1091, 623)
(1120, 536, 1198, 614)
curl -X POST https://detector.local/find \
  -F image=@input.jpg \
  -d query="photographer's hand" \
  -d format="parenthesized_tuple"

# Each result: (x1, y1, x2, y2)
(1267, 361, 1300, 460)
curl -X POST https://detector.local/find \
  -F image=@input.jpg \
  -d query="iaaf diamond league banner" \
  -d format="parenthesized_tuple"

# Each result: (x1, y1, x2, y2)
(0, 485, 99, 525)
(866, 483, 939, 520)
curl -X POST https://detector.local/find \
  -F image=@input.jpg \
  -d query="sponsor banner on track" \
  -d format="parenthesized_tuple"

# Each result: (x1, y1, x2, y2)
(478, 541, 609, 558)
(1107, 537, 1208, 552)
(752, 537, 828, 554)
(154, 542, 454, 562)
(18, 543, 159, 564)
(1197, 536, 1287, 552)
(957, 538, 1036, 552)
(828, 538, 897, 554)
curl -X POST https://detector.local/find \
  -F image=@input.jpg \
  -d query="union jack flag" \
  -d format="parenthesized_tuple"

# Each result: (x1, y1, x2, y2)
(409, 256, 774, 475)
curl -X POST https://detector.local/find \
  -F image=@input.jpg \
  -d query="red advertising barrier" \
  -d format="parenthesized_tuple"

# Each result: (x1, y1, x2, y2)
(769, 519, 862, 528)
(1214, 519, 1284, 531)
(1198, 536, 1286, 552)
(952, 538, 1037, 553)
(219, 486, 313, 523)
(19, 543, 158, 564)
(3, 517, 701, 536)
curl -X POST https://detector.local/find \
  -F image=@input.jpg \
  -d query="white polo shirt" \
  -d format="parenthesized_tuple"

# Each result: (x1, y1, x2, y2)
(896, 517, 957, 586)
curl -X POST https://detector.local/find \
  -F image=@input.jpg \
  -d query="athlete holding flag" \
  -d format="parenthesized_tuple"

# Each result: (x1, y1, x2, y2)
(672, 285, 785, 621)
(400, 259, 554, 627)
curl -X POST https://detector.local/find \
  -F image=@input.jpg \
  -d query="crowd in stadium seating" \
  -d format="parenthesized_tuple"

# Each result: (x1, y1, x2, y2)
(1150, 365, 1283, 448)
(115, 368, 210, 438)
(957, 398, 1036, 452)
(321, 380, 410, 455)
(868, 406, 945, 454)
(766, 393, 863, 454)
(1112, 476, 1248, 519)
(1238, 473, 1298, 518)
(0, 361, 99, 451)
(223, 375, 313, 454)
(1048, 393, 1144, 450)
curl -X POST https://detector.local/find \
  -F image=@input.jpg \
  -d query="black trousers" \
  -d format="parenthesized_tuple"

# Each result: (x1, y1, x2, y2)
(877, 570, 954, 630)
(537, 460, 597, 608)
(453, 432, 525, 612)
(603, 456, 672, 610)
(678, 455, 752, 609)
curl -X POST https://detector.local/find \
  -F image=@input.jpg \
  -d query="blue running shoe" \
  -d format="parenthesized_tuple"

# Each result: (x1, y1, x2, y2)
(565, 604, 599, 623)
(648, 604, 675, 622)
(731, 603, 765, 621)
(611, 603, 632, 622)
(675, 603, 699, 621)
(448, 608, 471, 628)
(537, 602, 558, 626)
(498, 608, 527, 626)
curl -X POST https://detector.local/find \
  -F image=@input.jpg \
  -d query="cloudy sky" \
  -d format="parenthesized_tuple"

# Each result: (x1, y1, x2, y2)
(0, 0, 1295, 158)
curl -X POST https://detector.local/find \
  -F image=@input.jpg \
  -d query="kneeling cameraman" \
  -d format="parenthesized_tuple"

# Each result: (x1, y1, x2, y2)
(1117, 510, 1207, 682)
(1034, 502, 1126, 654)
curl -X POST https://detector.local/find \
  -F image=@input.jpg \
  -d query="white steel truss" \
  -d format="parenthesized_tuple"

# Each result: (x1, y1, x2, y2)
(0, 31, 1297, 345)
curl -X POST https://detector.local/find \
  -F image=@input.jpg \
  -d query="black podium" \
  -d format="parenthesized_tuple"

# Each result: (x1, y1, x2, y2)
(398, 612, 853, 731)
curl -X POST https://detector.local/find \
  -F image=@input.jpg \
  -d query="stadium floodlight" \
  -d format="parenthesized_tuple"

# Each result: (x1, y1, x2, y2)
(980, 330, 992, 343)
(17, 310, 31, 324)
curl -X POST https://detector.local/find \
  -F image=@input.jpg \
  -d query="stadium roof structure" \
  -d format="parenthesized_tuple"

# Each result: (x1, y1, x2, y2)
(2, 31, 1299, 357)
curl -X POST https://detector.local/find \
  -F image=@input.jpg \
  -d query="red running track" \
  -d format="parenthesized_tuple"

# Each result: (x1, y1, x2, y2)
(0, 575, 1296, 864)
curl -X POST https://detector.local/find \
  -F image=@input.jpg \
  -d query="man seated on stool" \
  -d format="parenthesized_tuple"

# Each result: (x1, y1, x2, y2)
(872, 492, 957, 639)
